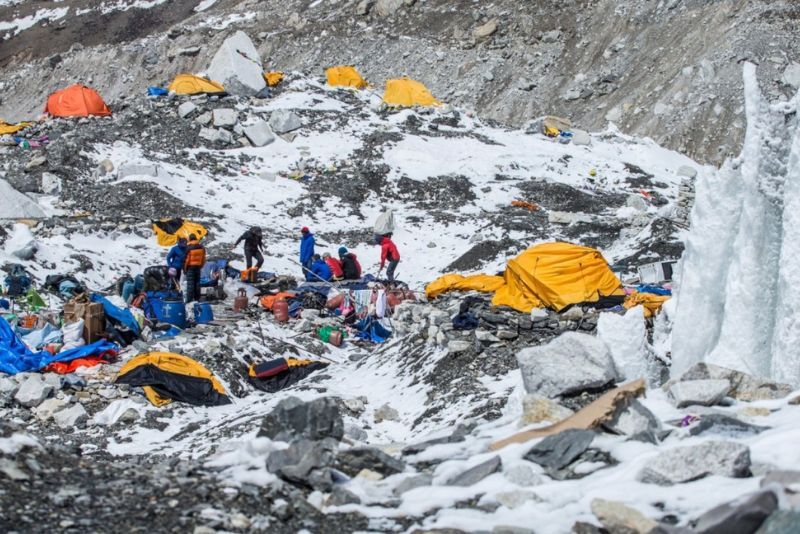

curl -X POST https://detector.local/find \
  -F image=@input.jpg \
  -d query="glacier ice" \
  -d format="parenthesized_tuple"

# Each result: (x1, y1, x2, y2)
(672, 63, 800, 384)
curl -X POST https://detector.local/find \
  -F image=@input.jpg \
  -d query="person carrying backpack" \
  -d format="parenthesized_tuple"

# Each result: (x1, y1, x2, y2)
(309, 254, 332, 282)
(338, 247, 362, 280)
(378, 233, 400, 282)
(183, 234, 206, 303)
(299, 227, 315, 276)
(232, 227, 264, 270)
(166, 238, 188, 283)
(323, 252, 344, 280)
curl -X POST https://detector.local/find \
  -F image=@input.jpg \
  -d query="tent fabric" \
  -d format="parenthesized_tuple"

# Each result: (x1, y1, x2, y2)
(45, 84, 111, 118)
(0, 317, 118, 375)
(90, 293, 141, 334)
(249, 358, 329, 393)
(44, 356, 110, 374)
(383, 77, 441, 107)
(264, 71, 285, 86)
(168, 74, 225, 95)
(152, 218, 208, 247)
(623, 291, 671, 318)
(0, 120, 32, 135)
(425, 274, 505, 299)
(492, 242, 624, 313)
(326, 66, 367, 89)
(116, 352, 230, 407)
(0, 179, 46, 219)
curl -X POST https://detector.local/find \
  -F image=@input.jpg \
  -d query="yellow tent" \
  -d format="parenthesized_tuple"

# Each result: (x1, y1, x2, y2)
(623, 291, 670, 318)
(0, 120, 32, 135)
(325, 66, 367, 89)
(492, 243, 624, 312)
(425, 242, 624, 313)
(168, 74, 225, 95)
(425, 274, 505, 300)
(116, 352, 230, 407)
(152, 218, 208, 247)
(264, 71, 284, 87)
(383, 77, 441, 107)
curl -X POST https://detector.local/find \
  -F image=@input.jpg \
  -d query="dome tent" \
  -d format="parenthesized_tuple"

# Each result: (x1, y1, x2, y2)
(382, 77, 441, 107)
(326, 66, 367, 89)
(44, 84, 111, 118)
(167, 74, 226, 95)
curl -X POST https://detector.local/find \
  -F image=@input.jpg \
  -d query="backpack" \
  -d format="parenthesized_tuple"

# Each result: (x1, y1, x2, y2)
(4, 264, 31, 297)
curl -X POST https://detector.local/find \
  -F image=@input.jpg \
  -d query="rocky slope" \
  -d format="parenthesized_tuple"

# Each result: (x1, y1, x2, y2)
(1, 0, 800, 164)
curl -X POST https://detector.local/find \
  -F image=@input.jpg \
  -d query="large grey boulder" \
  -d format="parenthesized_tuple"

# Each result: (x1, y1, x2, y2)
(672, 363, 792, 401)
(212, 108, 237, 128)
(14, 376, 54, 407)
(177, 101, 196, 118)
(692, 490, 777, 534)
(268, 110, 302, 134)
(393, 473, 433, 495)
(199, 127, 232, 144)
(687, 414, 768, 438)
(266, 437, 337, 491)
(446, 456, 502, 487)
(571, 129, 592, 146)
(206, 31, 266, 96)
(523, 429, 596, 471)
(517, 332, 619, 398)
(335, 447, 405, 477)
(669, 379, 731, 408)
(258, 396, 343, 442)
(591, 499, 658, 534)
(757, 510, 800, 534)
(53, 403, 88, 429)
(637, 441, 751, 485)
(603, 399, 662, 438)
(243, 121, 275, 147)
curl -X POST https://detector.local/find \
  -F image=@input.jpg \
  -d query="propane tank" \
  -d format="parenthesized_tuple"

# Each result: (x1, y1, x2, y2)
(273, 298, 289, 322)
(233, 288, 249, 312)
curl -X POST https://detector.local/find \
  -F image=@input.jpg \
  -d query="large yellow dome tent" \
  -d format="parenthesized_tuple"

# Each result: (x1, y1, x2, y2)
(326, 66, 367, 89)
(168, 74, 225, 95)
(425, 242, 625, 313)
(383, 77, 441, 107)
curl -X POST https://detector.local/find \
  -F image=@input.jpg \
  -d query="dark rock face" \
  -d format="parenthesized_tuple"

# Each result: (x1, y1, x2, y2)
(258, 396, 344, 442)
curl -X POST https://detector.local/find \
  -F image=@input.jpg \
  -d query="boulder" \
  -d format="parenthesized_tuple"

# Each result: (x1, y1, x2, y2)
(571, 129, 592, 146)
(672, 363, 792, 401)
(243, 121, 276, 147)
(373, 403, 399, 423)
(355, 0, 374, 15)
(0, 376, 18, 396)
(637, 441, 751, 485)
(334, 447, 405, 477)
(53, 403, 88, 429)
(199, 127, 233, 144)
(375, 0, 404, 17)
(447, 340, 471, 353)
(669, 379, 731, 408)
(474, 19, 498, 40)
(206, 31, 266, 96)
(393, 473, 432, 495)
(195, 112, 212, 126)
(523, 429, 596, 471)
(756, 510, 800, 534)
(14, 376, 54, 407)
(603, 399, 661, 437)
(516, 332, 619, 398)
(177, 101, 197, 118)
(591, 498, 658, 534)
(266, 437, 337, 491)
(34, 398, 68, 421)
(212, 108, 237, 128)
(692, 490, 777, 534)
(41, 172, 62, 195)
(328, 486, 361, 506)
(687, 414, 768, 438)
(446, 455, 502, 487)
(781, 63, 800, 89)
(520, 394, 574, 426)
(503, 463, 544, 487)
(258, 396, 343, 442)
(268, 110, 302, 134)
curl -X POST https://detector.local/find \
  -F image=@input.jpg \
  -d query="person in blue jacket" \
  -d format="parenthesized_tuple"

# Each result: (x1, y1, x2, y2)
(308, 254, 332, 282)
(166, 238, 188, 283)
(299, 226, 315, 276)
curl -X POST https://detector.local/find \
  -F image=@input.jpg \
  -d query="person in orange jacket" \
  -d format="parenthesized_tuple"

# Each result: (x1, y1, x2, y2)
(183, 234, 206, 303)
(378, 233, 400, 282)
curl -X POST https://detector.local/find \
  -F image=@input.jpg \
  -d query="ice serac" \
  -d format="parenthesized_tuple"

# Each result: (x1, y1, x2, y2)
(672, 63, 800, 385)
(206, 31, 266, 96)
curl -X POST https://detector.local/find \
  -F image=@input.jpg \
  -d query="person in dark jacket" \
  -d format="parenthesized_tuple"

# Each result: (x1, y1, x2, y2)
(378, 233, 400, 282)
(299, 227, 315, 276)
(308, 254, 332, 282)
(183, 234, 206, 303)
(166, 238, 187, 283)
(233, 227, 264, 270)
(338, 247, 362, 280)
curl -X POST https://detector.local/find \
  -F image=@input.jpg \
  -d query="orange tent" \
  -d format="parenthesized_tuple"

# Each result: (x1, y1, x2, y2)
(45, 84, 112, 118)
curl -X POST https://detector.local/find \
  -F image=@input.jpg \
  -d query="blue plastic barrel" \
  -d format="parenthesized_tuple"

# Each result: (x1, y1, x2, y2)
(151, 298, 187, 329)
(193, 302, 214, 324)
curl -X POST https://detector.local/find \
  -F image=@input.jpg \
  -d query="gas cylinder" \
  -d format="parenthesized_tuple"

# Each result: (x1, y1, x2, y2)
(233, 288, 249, 312)
(328, 330, 343, 347)
(273, 299, 289, 322)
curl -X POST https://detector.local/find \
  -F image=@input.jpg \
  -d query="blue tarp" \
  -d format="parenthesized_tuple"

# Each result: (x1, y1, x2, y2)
(355, 317, 392, 343)
(90, 293, 141, 334)
(0, 318, 118, 375)
(147, 87, 168, 96)
(635, 284, 672, 296)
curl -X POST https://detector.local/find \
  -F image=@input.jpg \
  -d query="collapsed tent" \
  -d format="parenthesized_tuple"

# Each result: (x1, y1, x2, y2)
(0, 120, 32, 135)
(167, 74, 226, 95)
(426, 242, 624, 313)
(325, 66, 367, 89)
(152, 218, 208, 246)
(0, 179, 46, 219)
(44, 84, 111, 118)
(383, 77, 441, 107)
(264, 71, 285, 87)
(248, 357, 329, 393)
(116, 352, 230, 407)
(0, 317, 118, 375)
